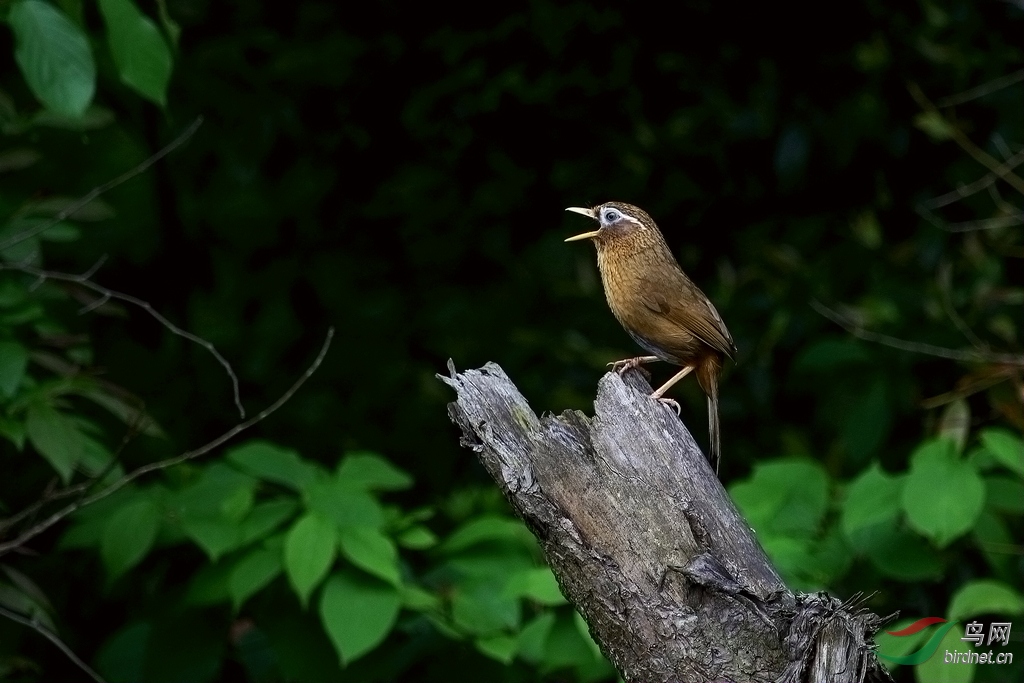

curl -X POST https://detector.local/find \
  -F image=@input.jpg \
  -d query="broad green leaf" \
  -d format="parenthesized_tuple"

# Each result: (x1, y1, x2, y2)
(101, 499, 160, 578)
(229, 547, 283, 610)
(973, 511, 1015, 578)
(841, 463, 904, 546)
(98, 0, 172, 106)
(841, 375, 890, 461)
(439, 515, 532, 554)
(338, 527, 401, 586)
(865, 524, 944, 581)
(0, 341, 29, 398)
(336, 451, 413, 491)
(184, 561, 232, 605)
(396, 525, 437, 549)
(476, 634, 517, 664)
(239, 499, 297, 543)
(77, 386, 163, 437)
(503, 567, 567, 605)
(452, 580, 521, 634)
(8, 0, 95, 117)
(543, 613, 598, 670)
(226, 440, 318, 491)
(902, 438, 985, 547)
(573, 611, 604, 661)
(304, 478, 384, 529)
(173, 463, 257, 520)
(181, 517, 242, 561)
(913, 624, 975, 683)
(983, 476, 1024, 514)
(980, 428, 1024, 478)
(516, 612, 556, 663)
(26, 403, 83, 482)
(729, 459, 829, 537)
(398, 584, 439, 611)
(284, 513, 336, 607)
(96, 622, 150, 683)
(319, 571, 400, 665)
(948, 580, 1024, 621)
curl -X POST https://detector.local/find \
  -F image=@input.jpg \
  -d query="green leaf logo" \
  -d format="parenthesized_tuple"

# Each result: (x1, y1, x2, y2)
(877, 617, 960, 665)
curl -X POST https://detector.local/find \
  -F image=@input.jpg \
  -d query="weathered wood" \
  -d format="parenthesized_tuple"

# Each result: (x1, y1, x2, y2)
(440, 361, 892, 683)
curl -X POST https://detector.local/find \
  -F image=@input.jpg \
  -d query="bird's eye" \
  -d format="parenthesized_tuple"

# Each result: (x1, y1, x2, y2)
(604, 210, 620, 222)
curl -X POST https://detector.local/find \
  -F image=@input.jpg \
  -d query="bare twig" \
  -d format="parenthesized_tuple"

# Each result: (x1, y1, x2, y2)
(0, 605, 106, 683)
(0, 328, 334, 558)
(918, 147, 1024, 210)
(810, 300, 1024, 367)
(0, 260, 247, 420)
(938, 263, 987, 350)
(0, 118, 203, 252)
(936, 68, 1024, 108)
(909, 83, 1024, 196)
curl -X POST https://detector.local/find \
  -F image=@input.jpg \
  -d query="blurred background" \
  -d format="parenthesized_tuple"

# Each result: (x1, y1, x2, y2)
(0, 1, 1021, 681)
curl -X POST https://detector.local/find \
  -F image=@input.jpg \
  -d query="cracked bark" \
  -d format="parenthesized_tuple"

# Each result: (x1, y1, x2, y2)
(439, 361, 894, 683)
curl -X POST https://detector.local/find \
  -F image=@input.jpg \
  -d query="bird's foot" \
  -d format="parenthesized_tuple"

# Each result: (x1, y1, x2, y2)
(608, 356, 650, 375)
(655, 397, 681, 415)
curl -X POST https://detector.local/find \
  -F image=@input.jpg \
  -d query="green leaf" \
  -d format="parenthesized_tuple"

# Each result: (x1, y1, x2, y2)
(452, 580, 521, 634)
(26, 403, 83, 482)
(914, 110, 954, 141)
(439, 515, 532, 554)
(284, 513, 337, 607)
(841, 463, 904, 547)
(398, 584, 439, 611)
(543, 612, 598, 670)
(180, 517, 242, 561)
(948, 580, 1024, 621)
(336, 451, 413, 491)
(8, 0, 95, 117)
(983, 476, 1024, 514)
(503, 567, 567, 605)
(902, 438, 985, 547)
(516, 612, 556, 663)
(338, 527, 401, 586)
(227, 440, 318, 491)
(97, 0, 172, 106)
(980, 428, 1024, 478)
(913, 624, 975, 683)
(729, 458, 829, 537)
(229, 547, 283, 610)
(239, 499, 297, 543)
(0, 341, 29, 398)
(96, 622, 150, 683)
(101, 499, 160, 578)
(319, 570, 400, 665)
(304, 478, 385, 529)
(396, 525, 437, 549)
(865, 524, 944, 581)
(475, 634, 518, 664)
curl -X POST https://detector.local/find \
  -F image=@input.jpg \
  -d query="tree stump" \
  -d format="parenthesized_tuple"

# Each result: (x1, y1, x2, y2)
(440, 361, 892, 683)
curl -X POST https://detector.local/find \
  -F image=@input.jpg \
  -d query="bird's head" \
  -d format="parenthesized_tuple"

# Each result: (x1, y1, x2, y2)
(564, 202, 659, 246)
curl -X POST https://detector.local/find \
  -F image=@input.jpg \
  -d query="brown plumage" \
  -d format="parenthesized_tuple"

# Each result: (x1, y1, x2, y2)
(565, 201, 736, 472)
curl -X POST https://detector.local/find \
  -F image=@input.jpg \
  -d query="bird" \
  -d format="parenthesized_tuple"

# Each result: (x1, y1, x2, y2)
(565, 201, 737, 472)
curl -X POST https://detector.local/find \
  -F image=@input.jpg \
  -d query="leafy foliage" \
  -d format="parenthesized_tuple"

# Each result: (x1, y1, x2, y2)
(0, 1, 1022, 682)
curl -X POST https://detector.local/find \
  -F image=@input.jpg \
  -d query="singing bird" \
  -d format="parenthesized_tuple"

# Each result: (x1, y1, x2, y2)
(565, 202, 736, 471)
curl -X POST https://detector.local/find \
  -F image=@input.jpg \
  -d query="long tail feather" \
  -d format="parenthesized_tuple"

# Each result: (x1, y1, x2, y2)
(696, 357, 722, 473)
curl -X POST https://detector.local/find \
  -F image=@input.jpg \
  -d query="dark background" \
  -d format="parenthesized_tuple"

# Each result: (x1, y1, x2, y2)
(2, 0, 1022, 680)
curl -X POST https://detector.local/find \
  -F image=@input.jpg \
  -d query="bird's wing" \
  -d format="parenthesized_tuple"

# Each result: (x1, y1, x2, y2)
(639, 281, 737, 359)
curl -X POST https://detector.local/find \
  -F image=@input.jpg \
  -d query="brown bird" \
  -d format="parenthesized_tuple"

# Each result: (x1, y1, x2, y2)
(565, 202, 736, 472)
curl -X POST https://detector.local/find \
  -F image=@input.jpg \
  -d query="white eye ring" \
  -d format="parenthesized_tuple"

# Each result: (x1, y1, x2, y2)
(604, 209, 620, 222)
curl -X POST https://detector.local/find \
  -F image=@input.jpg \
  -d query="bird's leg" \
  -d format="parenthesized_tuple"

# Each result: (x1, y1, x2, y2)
(607, 355, 660, 374)
(650, 366, 694, 414)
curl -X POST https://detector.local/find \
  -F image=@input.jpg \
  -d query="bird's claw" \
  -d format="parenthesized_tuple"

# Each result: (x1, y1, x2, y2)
(608, 357, 642, 375)
(656, 397, 681, 415)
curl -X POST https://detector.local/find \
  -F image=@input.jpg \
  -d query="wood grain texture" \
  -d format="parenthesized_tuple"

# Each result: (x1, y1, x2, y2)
(440, 361, 893, 683)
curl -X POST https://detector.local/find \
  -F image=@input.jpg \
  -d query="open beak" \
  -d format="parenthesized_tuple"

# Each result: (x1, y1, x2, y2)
(564, 206, 600, 241)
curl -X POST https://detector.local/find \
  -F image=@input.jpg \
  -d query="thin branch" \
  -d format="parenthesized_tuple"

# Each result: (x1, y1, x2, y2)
(0, 118, 203, 252)
(0, 605, 106, 683)
(909, 83, 1024, 196)
(935, 68, 1024, 108)
(810, 300, 1024, 367)
(937, 263, 986, 350)
(0, 260, 247, 420)
(917, 206, 1024, 233)
(0, 328, 334, 559)
(918, 147, 1024, 210)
